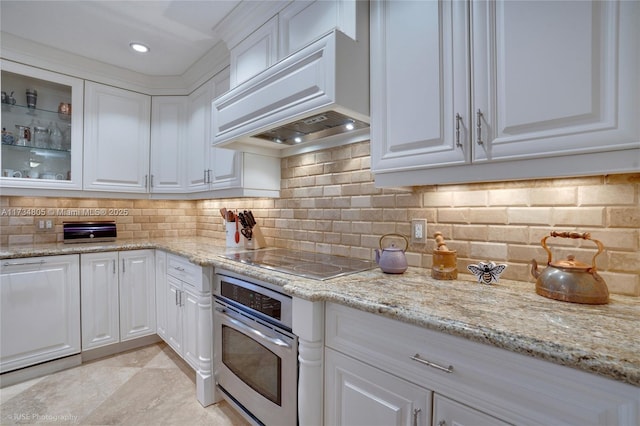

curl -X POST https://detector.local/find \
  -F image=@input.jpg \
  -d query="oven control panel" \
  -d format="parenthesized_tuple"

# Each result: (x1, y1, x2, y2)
(220, 280, 282, 320)
(214, 272, 293, 330)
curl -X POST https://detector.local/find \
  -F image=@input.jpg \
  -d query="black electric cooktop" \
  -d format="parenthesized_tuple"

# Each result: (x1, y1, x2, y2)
(219, 248, 375, 280)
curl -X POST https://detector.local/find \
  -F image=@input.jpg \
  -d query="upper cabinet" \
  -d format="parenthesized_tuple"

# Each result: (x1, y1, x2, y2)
(1, 60, 84, 191)
(371, 0, 640, 187)
(150, 96, 188, 193)
(229, 0, 359, 89)
(230, 15, 279, 87)
(83, 82, 151, 193)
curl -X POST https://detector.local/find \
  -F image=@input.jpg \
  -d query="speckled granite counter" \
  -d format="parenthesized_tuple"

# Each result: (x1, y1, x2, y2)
(2, 237, 639, 387)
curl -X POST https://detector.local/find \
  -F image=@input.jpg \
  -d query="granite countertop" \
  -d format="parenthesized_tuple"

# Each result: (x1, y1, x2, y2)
(2, 237, 639, 387)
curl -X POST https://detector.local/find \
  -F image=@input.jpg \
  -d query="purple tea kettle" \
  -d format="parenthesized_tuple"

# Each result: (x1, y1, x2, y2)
(375, 233, 408, 274)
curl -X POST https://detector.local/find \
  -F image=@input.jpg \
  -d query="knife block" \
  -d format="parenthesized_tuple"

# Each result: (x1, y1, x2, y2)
(244, 224, 267, 250)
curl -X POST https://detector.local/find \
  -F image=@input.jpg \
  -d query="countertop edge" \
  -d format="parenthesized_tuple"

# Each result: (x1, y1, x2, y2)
(2, 239, 638, 387)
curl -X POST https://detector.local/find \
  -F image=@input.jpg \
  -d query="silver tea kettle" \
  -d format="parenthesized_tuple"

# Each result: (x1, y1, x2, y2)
(375, 233, 408, 274)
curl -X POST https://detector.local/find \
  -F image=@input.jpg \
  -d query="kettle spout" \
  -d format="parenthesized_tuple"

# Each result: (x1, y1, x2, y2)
(530, 259, 541, 279)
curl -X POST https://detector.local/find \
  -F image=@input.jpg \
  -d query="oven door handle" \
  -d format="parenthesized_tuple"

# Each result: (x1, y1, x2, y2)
(216, 307, 292, 349)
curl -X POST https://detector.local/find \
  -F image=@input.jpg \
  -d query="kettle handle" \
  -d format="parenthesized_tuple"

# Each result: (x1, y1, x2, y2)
(541, 231, 604, 271)
(379, 233, 409, 252)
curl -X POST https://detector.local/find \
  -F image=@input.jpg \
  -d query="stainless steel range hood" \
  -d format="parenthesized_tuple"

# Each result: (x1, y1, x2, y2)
(212, 30, 369, 158)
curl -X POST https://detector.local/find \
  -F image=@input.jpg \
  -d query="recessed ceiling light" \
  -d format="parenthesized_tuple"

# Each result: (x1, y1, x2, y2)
(129, 42, 150, 53)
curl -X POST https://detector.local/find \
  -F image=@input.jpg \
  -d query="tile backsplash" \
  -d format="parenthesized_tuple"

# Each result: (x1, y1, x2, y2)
(2, 141, 638, 296)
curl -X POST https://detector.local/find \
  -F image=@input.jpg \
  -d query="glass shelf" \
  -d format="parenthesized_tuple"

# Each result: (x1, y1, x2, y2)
(2, 66, 76, 183)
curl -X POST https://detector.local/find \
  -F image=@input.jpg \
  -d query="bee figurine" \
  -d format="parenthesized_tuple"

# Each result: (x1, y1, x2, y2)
(467, 261, 507, 285)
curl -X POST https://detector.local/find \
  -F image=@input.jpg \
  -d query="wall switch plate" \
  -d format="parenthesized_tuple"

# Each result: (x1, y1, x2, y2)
(411, 219, 427, 244)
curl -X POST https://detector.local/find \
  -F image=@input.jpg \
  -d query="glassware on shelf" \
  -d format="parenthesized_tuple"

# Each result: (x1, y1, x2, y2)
(48, 121, 63, 150)
(33, 125, 49, 148)
(26, 89, 37, 109)
(15, 125, 30, 146)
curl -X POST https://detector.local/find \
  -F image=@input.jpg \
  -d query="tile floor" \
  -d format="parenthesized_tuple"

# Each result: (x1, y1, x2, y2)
(0, 342, 249, 425)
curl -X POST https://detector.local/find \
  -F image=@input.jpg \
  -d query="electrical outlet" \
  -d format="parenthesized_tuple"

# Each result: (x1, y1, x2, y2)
(411, 219, 427, 244)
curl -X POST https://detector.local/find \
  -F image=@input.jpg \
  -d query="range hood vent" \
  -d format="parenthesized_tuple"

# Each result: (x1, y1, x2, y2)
(212, 30, 369, 157)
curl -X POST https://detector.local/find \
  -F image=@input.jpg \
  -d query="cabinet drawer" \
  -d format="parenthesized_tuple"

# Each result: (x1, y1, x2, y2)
(166, 254, 202, 289)
(325, 303, 639, 426)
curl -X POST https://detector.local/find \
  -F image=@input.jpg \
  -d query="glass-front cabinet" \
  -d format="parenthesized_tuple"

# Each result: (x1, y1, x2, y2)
(1, 60, 83, 190)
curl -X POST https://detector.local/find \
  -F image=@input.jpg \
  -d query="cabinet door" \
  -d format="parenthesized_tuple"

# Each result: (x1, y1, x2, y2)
(155, 250, 168, 339)
(150, 96, 187, 193)
(472, 0, 639, 163)
(165, 276, 183, 355)
(118, 250, 155, 341)
(230, 15, 278, 87)
(433, 394, 511, 426)
(0, 60, 84, 190)
(80, 252, 120, 350)
(0, 255, 80, 373)
(83, 82, 151, 192)
(181, 285, 200, 370)
(371, 0, 470, 173)
(325, 348, 432, 426)
(186, 80, 213, 192)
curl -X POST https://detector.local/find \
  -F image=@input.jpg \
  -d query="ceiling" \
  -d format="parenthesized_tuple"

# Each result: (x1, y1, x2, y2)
(0, 0, 245, 76)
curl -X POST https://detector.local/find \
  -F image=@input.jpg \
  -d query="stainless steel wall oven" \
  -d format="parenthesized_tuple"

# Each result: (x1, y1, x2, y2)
(214, 271, 297, 426)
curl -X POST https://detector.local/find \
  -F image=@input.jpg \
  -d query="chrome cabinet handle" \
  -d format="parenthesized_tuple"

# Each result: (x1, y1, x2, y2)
(150, 174, 154, 188)
(476, 109, 484, 145)
(206, 169, 212, 184)
(122, 258, 125, 273)
(112, 259, 116, 274)
(144, 174, 148, 190)
(2, 260, 46, 267)
(410, 353, 454, 373)
(175, 289, 178, 306)
(455, 113, 462, 148)
(413, 408, 421, 426)
(173, 266, 185, 272)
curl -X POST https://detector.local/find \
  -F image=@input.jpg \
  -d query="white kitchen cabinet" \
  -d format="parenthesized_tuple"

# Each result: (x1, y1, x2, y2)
(1, 60, 83, 191)
(83, 81, 151, 192)
(185, 68, 281, 197)
(159, 253, 214, 406)
(80, 252, 120, 350)
(155, 250, 168, 339)
(119, 250, 156, 340)
(433, 394, 511, 426)
(325, 303, 639, 426)
(0, 255, 80, 373)
(186, 79, 214, 192)
(80, 250, 155, 350)
(371, 0, 640, 186)
(150, 96, 188, 193)
(227, 0, 365, 88)
(230, 15, 279, 87)
(325, 348, 431, 426)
